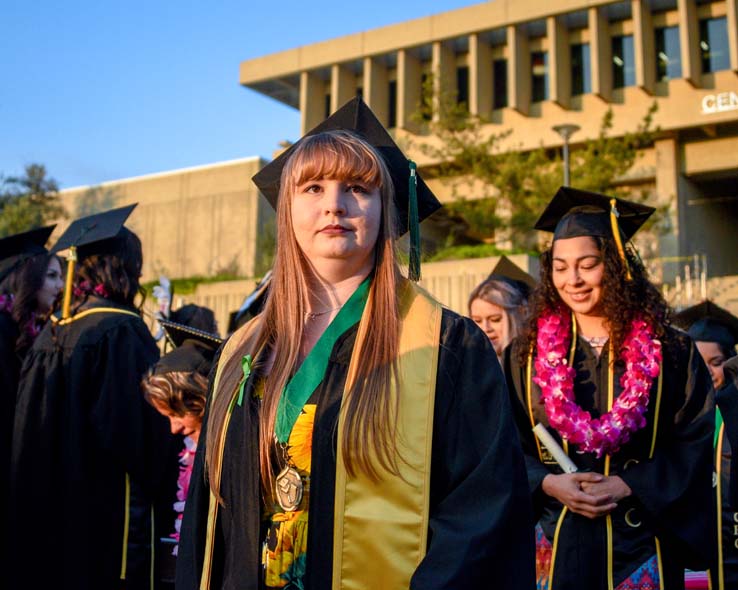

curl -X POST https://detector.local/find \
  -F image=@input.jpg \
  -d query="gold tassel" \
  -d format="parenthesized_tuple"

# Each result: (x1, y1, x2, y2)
(609, 198, 631, 281)
(61, 246, 77, 319)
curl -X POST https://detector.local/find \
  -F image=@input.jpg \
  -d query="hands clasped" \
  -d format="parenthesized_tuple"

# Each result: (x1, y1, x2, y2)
(541, 472, 632, 519)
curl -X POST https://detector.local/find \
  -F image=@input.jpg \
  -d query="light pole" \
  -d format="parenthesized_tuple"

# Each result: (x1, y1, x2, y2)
(552, 124, 581, 187)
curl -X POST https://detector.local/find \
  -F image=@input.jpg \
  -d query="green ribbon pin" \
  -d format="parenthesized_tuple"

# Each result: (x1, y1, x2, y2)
(234, 354, 253, 409)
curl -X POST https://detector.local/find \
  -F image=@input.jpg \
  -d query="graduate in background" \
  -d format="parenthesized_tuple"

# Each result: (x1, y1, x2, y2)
(9, 205, 176, 590)
(141, 320, 222, 587)
(0, 225, 62, 572)
(675, 301, 738, 589)
(504, 187, 715, 590)
(468, 255, 535, 360)
(177, 98, 535, 590)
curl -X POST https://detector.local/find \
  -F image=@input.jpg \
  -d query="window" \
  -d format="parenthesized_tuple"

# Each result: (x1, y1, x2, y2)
(700, 17, 730, 73)
(420, 72, 432, 121)
(531, 51, 549, 102)
(571, 43, 591, 95)
(388, 80, 397, 128)
(655, 26, 682, 81)
(612, 35, 635, 88)
(493, 59, 508, 109)
(324, 94, 332, 118)
(456, 66, 469, 108)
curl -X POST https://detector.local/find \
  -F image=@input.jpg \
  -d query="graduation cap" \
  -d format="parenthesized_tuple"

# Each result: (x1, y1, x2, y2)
(51, 204, 137, 319)
(252, 96, 442, 280)
(155, 318, 223, 376)
(0, 225, 55, 283)
(674, 300, 738, 350)
(487, 256, 536, 298)
(535, 187, 655, 280)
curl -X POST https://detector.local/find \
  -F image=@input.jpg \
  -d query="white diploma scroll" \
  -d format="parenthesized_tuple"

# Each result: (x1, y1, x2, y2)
(532, 423, 578, 473)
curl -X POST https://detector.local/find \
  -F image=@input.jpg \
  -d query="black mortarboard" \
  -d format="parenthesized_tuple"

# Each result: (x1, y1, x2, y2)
(534, 187, 654, 241)
(155, 319, 223, 376)
(52, 204, 137, 257)
(674, 301, 738, 349)
(0, 225, 55, 283)
(252, 96, 442, 235)
(487, 256, 536, 297)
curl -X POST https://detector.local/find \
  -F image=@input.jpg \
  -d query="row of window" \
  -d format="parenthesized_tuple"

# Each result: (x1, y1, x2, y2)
(324, 16, 730, 123)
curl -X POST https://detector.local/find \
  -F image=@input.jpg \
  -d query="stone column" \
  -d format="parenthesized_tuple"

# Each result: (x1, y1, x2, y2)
(363, 57, 389, 125)
(633, 0, 656, 93)
(330, 64, 355, 113)
(508, 24, 530, 114)
(678, 0, 701, 85)
(469, 33, 492, 117)
(548, 15, 570, 107)
(300, 71, 325, 134)
(397, 49, 421, 131)
(590, 6, 612, 100)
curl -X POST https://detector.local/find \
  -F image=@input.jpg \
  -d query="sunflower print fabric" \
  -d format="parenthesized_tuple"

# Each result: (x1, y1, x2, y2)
(262, 404, 316, 589)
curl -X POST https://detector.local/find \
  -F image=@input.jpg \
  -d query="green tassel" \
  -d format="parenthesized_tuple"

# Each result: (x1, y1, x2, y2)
(408, 160, 421, 282)
(231, 354, 252, 411)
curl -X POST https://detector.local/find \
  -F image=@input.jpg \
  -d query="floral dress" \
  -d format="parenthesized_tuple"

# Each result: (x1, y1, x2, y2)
(261, 404, 316, 589)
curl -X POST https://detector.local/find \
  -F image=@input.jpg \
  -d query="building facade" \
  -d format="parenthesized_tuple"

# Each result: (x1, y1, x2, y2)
(58, 157, 275, 282)
(239, 0, 738, 287)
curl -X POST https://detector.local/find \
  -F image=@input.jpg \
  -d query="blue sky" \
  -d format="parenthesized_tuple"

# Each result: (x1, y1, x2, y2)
(0, 0, 476, 189)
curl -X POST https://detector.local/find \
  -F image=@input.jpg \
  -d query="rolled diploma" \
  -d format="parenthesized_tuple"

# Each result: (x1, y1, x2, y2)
(533, 423, 578, 473)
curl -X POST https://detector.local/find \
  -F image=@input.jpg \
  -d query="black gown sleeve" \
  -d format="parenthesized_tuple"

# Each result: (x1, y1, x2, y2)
(719, 356, 738, 507)
(88, 319, 170, 492)
(410, 314, 536, 590)
(502, 341, 553, 516)
(618, 337, 715, 569)
(176, 344, 223, 590)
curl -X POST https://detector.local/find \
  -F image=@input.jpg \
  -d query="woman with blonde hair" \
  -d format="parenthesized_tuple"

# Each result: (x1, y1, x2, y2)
(468, 256, 534, 359)
(176, 98, 534, 590)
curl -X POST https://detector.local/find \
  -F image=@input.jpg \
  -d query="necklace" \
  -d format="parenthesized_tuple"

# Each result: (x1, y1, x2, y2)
(581, 334, 609, 348)
(304, 305, 341, 321)
(533, 307, 662, 457)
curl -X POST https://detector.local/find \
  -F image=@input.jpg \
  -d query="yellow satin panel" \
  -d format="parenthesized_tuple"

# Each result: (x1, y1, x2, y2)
(332, 281, 442, 590)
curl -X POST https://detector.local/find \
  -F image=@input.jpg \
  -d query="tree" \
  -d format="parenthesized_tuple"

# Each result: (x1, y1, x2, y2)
(0, 164, 66, 237)
(408, 75, 658, 250)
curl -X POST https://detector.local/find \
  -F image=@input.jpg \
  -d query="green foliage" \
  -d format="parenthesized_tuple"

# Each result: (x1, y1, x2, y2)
(425, 242, 532, 262)
(141, 271, 245, 296)
(0, 164, 66, 237)
(409, 74, 658, 251)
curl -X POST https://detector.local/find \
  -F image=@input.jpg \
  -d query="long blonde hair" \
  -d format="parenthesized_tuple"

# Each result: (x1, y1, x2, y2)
(206, 130, 403, 501)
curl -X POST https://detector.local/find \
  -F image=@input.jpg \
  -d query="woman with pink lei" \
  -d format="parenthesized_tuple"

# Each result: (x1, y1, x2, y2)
(503, 187, 715, 590)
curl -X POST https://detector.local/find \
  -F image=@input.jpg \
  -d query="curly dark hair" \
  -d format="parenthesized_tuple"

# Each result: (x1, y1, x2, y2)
(0, 253, 59, 352)
(519, 236, 672, 364)
(73, 228, 144, 309)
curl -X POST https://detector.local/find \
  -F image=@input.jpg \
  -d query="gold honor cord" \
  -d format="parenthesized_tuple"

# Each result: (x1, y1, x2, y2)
(609, 199, 632, 281)
(605, 341, 615, 590)
(716, 422, 726, 590)
(61, 246, 77, 319)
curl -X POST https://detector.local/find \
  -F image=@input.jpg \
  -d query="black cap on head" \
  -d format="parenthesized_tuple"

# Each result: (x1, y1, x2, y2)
(251, 96, 442, 234)
(487, 256, 536, 297)
(534, 187, 654, 241)
(0, 225, 55, 283)
(52, 204, 137, 257)
(155, 319, 223, 376)
(170, 304, 218, 335)
(674, 300, 738, 350)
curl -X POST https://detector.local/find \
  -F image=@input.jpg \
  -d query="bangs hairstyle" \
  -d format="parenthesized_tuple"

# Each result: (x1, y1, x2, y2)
(206, 129, 403, 503)
(285, 130, 388, 197)
(142, 370, 208, 419)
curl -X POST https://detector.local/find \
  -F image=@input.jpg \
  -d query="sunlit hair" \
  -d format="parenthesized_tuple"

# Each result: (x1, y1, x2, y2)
(0, 252, 60, 352)
(468, 278, 528, 350)
(141, 370, 208, 420)
(520, 235, 671, 364)
(206, 130, 402, 501)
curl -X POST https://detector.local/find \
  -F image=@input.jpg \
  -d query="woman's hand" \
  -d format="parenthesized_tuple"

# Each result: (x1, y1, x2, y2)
(579, 475, 632, 503)
(541, 473, 618, 519)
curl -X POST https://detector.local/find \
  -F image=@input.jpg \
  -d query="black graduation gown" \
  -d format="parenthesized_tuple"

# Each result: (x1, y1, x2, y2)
(1, 310, 19, 572)
(714, 380, 738, 588)
(504, 327, 715, 590)
(9, 301, 177, 590)
(720, 357, 738, 507)
(177, 310, 536, 590)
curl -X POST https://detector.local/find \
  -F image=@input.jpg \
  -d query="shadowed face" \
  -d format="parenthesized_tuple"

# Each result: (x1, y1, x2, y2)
(37, 257, 63, 312)
(695, 340, 729, 390)
(152, 401, 202, 442)
(470, 298, 509, 356)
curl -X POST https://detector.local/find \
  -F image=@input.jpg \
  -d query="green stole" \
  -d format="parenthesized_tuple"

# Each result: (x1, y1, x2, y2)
(199, 279, 442, 590)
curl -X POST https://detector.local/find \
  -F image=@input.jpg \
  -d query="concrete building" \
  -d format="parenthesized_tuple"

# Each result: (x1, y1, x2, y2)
(58, 157, 275, 282)
(239, 0, 738, 287)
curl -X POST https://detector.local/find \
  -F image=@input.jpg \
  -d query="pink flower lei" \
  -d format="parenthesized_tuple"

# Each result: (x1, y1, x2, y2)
(533, 307, 662, 457)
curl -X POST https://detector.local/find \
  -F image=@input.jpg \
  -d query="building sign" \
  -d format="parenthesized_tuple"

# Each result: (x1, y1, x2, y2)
(701, 92, 738, 115)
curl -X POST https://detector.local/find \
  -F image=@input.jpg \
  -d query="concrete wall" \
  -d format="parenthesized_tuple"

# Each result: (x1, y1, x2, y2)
(58, 157, 273, 282)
